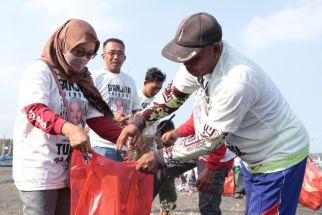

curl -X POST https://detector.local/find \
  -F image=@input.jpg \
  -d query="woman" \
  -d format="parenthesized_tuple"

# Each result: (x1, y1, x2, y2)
(13, 19, 121, 215)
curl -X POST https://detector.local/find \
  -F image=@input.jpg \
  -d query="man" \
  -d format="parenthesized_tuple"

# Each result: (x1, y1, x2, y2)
(89, 38, 141, 161)
(161, 87, 234, 215)
(135, 67, 167, 155)
(163, 113, 234, 215)
(138, 67, 166, 110)
(116, 12, 309, 214)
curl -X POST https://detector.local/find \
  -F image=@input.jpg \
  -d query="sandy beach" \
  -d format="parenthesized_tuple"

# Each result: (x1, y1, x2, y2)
(0, 166, 321, 215)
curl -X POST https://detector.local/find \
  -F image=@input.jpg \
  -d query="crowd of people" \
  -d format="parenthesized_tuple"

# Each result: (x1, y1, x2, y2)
(13, 12, 310, 215)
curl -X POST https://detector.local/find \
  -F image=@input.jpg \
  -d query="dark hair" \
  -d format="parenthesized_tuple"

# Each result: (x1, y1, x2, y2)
(103, 38, 125, 50)
(145, 67, 166, 82)
(156, 119, 175, 135)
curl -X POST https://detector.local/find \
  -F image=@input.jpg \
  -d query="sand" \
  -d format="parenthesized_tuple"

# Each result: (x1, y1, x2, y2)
(0, 167, 321, 215)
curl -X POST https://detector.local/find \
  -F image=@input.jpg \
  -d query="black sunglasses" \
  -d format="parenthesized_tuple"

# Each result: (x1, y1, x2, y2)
(71, 47, 97, 59)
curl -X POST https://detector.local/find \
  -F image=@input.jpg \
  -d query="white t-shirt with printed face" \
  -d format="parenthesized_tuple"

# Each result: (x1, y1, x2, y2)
(89, 69, 141, 149)
(173, 41, 309, 167)
(13, 60, 102, 191)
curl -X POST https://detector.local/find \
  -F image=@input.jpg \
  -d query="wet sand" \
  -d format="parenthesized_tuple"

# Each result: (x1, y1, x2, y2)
(0, 167, 321, 215)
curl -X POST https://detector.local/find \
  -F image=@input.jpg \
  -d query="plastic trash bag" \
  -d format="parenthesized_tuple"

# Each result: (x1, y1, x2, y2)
(298, 159, 322, 211)
(70, 150, 154, 215)
(223, 169, 235, 195)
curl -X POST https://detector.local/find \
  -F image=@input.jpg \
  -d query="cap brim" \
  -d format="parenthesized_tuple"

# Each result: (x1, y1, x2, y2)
(161, 39, 202, 63)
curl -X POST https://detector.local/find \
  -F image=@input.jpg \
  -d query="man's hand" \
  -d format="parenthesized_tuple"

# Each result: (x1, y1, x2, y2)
(196, 167, 215, 192)
(116, 124, 142, 151)
(161, 129, 182, 147)
(135, 151, 159, 174)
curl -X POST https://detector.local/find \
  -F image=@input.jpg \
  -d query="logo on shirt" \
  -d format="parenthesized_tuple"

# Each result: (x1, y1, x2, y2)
(59, 80, 83, 98)
(108, 84, 132, 94)
(197, 77, 209, 103)
(54, 139, 72, 170)
(227, 145, 246, 157)
(141, 102, 149, 109)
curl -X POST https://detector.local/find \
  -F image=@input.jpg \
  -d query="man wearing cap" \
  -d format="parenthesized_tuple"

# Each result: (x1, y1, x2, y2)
(116, 12, 309, 215)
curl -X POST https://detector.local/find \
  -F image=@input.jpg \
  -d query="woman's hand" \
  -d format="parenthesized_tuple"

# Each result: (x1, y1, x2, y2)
(113, 113, 130, 127)
(62, 122, 91, 153)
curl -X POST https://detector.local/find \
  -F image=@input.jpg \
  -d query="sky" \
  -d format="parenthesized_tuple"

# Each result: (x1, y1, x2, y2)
(0, 0, 321, 152)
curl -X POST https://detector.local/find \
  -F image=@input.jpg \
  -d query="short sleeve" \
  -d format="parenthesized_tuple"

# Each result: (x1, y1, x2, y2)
(131, 79, 141, 111)
(19, 60, 53, 108)
(173, 64, 199, 94)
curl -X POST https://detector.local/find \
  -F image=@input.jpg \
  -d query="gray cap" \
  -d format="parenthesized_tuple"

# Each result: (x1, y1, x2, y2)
(162, 12, 222, 63)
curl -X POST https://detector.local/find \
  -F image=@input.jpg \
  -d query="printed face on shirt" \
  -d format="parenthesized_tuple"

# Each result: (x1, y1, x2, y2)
(114, 97, 125, 114)
(102, 41, 126, 73)
(68, 99, 84, 126)
(143, 81, 163, 98)
(183, 43, 221, 77)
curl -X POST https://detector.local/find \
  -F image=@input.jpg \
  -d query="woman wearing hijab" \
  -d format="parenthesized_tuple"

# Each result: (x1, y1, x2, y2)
(13, 19, 121, 215)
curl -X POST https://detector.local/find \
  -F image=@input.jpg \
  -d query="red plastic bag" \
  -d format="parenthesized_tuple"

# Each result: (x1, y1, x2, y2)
(298, 159, 322, 211)
(223, 169, 235, 195)
(70, 150, 154, 215)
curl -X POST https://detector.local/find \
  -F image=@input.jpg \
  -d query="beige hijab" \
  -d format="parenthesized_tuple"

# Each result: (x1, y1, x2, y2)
(42, 19, 113, 118)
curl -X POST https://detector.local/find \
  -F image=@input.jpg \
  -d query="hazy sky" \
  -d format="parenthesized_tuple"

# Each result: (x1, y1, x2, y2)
(1, 0, 321, 152)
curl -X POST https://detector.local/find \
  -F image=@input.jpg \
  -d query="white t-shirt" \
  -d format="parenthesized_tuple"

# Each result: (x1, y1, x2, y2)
(138, 90, 154, 110)
(173, 41, 309, 170)
(13, 60, 102, 191)
(89, 68, 141, 149)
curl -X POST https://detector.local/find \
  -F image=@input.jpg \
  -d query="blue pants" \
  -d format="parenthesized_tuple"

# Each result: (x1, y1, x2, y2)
(92, 146, 123, 161)
(242, 158, 307, 215)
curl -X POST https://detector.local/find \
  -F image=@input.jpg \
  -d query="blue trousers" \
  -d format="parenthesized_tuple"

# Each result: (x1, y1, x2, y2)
(242, 158, 307, 215)
(92, 146, 123, 161)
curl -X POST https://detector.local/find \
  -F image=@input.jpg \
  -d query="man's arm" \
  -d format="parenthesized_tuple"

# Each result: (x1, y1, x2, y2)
(86, 116, 122, 144)
(132, 82, 190, 130)
(136, 127, 227, 172)
(116, 82, 190, 149)
(117, 65, 199, 150)
(157, 128, 227, 167)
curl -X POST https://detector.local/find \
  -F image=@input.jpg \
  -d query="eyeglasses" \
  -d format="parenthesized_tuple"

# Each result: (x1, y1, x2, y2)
(71, 47, 97, 59)
(103, 50, 125, 57)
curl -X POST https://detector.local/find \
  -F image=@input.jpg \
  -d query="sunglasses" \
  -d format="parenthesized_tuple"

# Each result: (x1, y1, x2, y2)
(71, 47, 97, 59)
